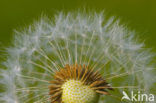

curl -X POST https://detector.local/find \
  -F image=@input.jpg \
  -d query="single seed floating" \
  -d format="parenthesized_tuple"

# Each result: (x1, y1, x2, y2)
(49, 64, 113, 103)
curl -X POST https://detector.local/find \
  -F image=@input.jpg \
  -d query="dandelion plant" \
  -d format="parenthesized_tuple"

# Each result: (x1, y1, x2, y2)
(0, 12, 156, 103)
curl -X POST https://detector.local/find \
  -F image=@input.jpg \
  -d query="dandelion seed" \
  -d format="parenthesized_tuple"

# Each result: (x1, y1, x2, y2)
(0, 12, 155, 103)
(49, 64, 113, 103)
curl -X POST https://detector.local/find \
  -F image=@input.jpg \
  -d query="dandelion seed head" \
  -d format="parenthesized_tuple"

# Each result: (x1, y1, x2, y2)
(0, 12, 155, 103)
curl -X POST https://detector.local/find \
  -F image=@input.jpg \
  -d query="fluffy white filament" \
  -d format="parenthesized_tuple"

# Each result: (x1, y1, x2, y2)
(0, 12, 155, 103)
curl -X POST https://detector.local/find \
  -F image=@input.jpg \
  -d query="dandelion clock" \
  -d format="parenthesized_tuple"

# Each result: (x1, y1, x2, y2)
(0, 12, 156, 103)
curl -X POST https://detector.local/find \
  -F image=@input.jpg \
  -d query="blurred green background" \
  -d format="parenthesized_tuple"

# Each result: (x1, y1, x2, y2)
(0, 0, 156, 54)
